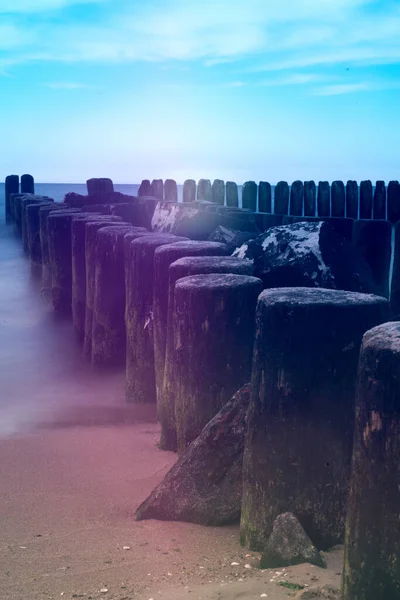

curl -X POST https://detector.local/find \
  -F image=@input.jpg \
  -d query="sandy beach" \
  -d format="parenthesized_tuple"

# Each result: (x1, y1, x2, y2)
(0, 425, 343, 600)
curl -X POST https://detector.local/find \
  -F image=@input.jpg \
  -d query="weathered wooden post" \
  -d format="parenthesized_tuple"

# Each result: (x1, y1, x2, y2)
(165, 179, 178, 202)
(242, 181, 257, 212)
(161, 256, 255, 450)
(21, 174, 34, 194)
(331, 180, 345, 217)
(86, 177, 114, 196)
(197, 179, 212, 202)
(21, 196, 40, 252)
(91, 225, 135, 367)
(390, 222, 400, 316)
(240, 288, 389, 551)
(211, 179, 225, 205)
(373, 180, 386, 220)
(343, 322, 400, 600)
(387, 180, 400, 223)
(47, 212, 95, 313)
(5, 175, 19, 222)
(26, 201, 54, 265)
(183, 180, 196, 203)
(289, 180, 304, 216)
(352, 220, 391, 299)
(172, 273, 262, 454)
(317, 181, 330, 216)
(151, 179, 164, 200)
(138, 180, 153, 197)
(83, 220, 128, 358)
(39, 204, 74, 288)
(360, 180, 373, 219)
(153, 241, 229, 408)
(274, 181, 289, 215)
(304, 181, 316, 216)
(226, 181, 239, 207)
(71, 216, 125, 342)
(125, 234, 188, 403)
(258, 182, 271, 213)
(346, 180, 358, 219)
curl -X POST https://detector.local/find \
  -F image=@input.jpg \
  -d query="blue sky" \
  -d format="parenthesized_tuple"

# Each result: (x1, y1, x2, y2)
(0, 0, 400, 183)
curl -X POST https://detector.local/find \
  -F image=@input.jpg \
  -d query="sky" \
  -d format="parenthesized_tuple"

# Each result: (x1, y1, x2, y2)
(0, 0, 400, 184)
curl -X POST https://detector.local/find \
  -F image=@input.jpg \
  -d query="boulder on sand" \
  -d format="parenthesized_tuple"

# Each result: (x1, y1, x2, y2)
(260, 513, 326, 569)
(136, 384, 251, 525)
(233, 220, 379, 294)
(295, 586, 340, 599)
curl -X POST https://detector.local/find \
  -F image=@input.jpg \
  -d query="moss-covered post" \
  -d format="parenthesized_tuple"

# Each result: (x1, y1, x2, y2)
(165, 179, 178, 203)
(289, 180, 304, 216)
(212, 179, 225, 205)
(172, 274, 262, 454)
(183, 180, 196, 203)
(360, 180, 373, 219)
(258, 182, 271, 213)
(71, 216, 124, 343)
(387, 180, 400, 224)
(197, 179, 212, 202)
(317, 181, 330, 216)
(343, 322, 400, 600)
(346, 180, 358, 219)
(242, 181, 257, 212)
(373, 180, 386, 220)
(5, 175, 19, 222)
(125, 234, 188, 403)
(240, 288, 389, 551)
(21, 174, 34, 194)
(91, 225, 134, 367)
(274, 181, 289, 215)
(153, 241, 230, 409)
(304, 181, 316, 217)
(161, 256, 254, 451)
(352, 220, 391, 299)
(331, 180, 345, 217)
(226, 182, 239, 207)
(26, 201, 54, 265)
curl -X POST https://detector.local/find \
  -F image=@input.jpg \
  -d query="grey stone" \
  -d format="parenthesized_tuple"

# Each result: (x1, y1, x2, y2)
(260, 513, 326, 569)
(232, 221, 379, 294)
(136, 384, 251, 525)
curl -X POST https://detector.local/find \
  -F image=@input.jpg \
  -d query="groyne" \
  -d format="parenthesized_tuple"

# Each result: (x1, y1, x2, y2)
(4, 173, 400, 598)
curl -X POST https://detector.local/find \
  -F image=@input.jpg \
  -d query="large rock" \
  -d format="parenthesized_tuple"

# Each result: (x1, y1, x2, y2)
(208, 226, 256, 252)
(232, 221, 379, 294)
(260, 513, 326, 569)
(136, 384, 251, 525)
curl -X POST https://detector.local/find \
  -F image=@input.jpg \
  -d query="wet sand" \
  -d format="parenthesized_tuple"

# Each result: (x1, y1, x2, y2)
(0, 213, 342, 599)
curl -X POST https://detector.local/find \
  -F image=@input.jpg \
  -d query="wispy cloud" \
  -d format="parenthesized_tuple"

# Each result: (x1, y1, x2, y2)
(315, 82, 372, 96)
(0, 0, 109, 13)
(260, 73, 322, 86)
(0, 0, 400, 81)
(45, 82, 92, 89)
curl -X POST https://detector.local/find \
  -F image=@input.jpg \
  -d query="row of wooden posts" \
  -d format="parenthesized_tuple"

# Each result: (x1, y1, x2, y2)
(138, 177, 400, 222)
(4, 176, 400, 599)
